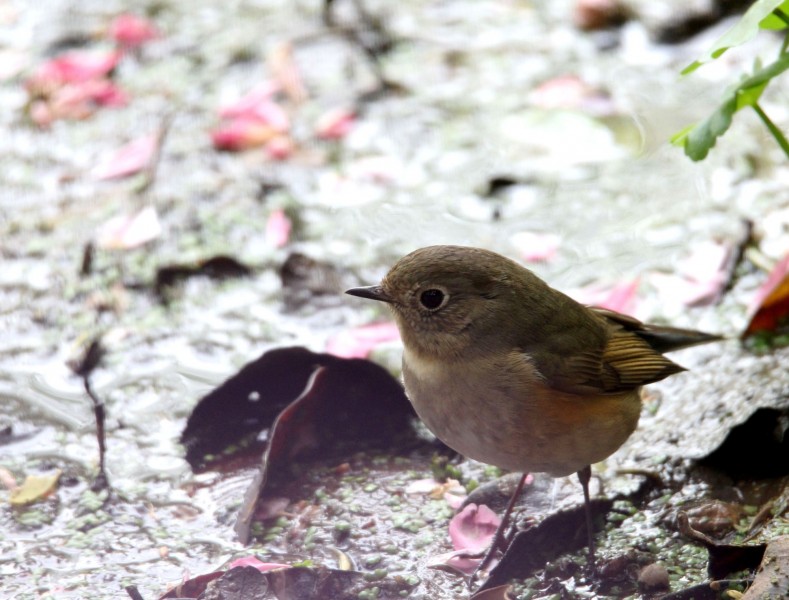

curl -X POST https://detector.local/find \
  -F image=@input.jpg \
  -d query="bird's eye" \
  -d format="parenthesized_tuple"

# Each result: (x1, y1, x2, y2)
(419, 289, 445, 310)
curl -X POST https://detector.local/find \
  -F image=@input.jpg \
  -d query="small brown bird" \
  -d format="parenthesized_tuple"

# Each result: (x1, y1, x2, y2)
(346, 245, 720, 573)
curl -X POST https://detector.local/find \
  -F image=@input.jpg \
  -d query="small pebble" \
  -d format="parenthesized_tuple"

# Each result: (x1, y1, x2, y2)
(638, 562, 670, 591)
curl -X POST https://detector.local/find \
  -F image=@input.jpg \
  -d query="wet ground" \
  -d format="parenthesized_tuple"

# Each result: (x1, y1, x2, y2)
(1, 0, 789, 598)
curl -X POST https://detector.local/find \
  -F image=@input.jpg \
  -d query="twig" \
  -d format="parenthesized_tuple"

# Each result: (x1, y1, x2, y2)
(137, 112, 174, 195)
(124, 585, 145, 600)
(752, 102, 789, 159)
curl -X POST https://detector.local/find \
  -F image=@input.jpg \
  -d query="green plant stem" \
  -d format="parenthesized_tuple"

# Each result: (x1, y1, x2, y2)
(752, 102, 789, 159)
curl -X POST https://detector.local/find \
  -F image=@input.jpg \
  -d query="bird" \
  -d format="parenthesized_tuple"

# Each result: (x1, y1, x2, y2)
(346, 245, 721, 578)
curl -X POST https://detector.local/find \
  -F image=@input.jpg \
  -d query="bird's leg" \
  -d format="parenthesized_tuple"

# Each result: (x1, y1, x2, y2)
(577, 465, 596, 571)
(467, 472, 529, 588)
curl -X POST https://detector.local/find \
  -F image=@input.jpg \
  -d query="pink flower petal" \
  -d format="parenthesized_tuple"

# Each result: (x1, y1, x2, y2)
(265, 208, 291, 248)
(325, 322, 401, 358)
(92, 133, 157, 180)
(86, 79, 128, 106)
(218, 86, 288, 132)
(449, 504, 501, 553)
(444, 490, 467, 510)
(428, 548, 491, 575)
(529, 74, 615, 116)
(96, 206, 161, 250)
(219, 82, 279, 118)
(108, 14, 160, 48)
(571, 279, 640, 315)
(649, 242, 732, 308)
(511, 231, 561, 263)
(26, 50, 121, 90)
(227, 556, 290, 572)
(211, 117, 278, 151)
(265, 135, 294, 160)
(315, 107, 356, 140)
(678, 241, 729, 282)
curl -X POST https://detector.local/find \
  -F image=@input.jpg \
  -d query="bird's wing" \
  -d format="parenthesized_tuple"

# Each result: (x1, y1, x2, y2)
(533, 309, 686, 395)
(590, 306, 722, 353)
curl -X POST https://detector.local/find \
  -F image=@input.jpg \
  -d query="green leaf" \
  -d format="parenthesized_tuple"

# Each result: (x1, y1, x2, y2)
(669, 124, 695, 147)
(760, 1, 789, 29)
(675, 54, 789, 160)
(682, 0, 785, 74)
(679, 96, 738, 160)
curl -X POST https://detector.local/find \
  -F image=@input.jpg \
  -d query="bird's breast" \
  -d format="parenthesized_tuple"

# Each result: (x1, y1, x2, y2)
(401, 348, 642, 477)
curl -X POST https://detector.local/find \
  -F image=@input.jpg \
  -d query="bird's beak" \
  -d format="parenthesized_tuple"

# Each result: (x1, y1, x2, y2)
(345, 285, 393, 303)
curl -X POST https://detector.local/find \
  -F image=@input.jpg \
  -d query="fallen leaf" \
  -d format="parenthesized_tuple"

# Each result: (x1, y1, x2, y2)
(470, 584, 516, 600)
(232, 358, 420, 542)
(483, 498, 614, 586)
(676, 512, 765, 579)
(741, 536, 789, 600)
(9, 470, 61, 505)
(155, 255, 253, 299)
(744, 253, 789, 335)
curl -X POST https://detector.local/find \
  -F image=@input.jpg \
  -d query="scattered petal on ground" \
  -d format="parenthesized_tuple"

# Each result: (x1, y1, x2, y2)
(96, 206, 162, 250)
(227, 556, 290, 572)
(265, 208, 292, 248)
(510, 231, 561, 262)
(571, 278, 640, 315)
(92, 133, 158, 180)
(25, 50, 127, 125)
(26, 50, 121, 90)
(431, 504, 501, 574)
(529, 74, 615, 116)
(449, 503, 501, 553)
(265, 135, 294, 160)
(211, 116, 279, 151)
(315, 107, 356, 140)
(325, 322, 401, 358)
(219, 82, 279, 117)
(108, 13, 160, 48)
